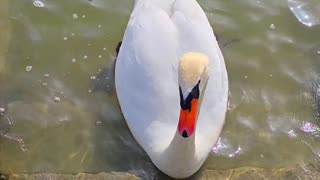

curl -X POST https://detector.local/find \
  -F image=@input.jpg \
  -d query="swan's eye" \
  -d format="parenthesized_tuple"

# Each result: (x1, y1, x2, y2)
(179, 80, 200, 111)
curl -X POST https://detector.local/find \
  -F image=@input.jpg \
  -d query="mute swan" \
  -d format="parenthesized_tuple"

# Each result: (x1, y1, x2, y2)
(115, 0, 228, 178)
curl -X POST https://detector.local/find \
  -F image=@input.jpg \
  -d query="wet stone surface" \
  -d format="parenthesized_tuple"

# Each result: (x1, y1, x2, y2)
(1, 163, 320, 180)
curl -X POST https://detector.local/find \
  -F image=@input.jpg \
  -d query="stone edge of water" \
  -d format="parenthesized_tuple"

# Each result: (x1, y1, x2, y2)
(199, 165, 318, 180)
(1, 164, 319, 180)
(0, 172, 137, 180)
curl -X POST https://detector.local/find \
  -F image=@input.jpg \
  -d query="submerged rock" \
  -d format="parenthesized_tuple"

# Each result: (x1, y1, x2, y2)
(199, 164, 320, 180)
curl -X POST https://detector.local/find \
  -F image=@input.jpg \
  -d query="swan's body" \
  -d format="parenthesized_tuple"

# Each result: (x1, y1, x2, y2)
(115, 0, 228, 178)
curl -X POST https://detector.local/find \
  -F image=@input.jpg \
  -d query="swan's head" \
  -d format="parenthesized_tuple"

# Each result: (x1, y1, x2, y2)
(178, 52, 210, 138)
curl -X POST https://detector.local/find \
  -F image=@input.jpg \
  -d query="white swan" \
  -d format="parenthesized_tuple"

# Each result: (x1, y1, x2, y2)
(115, 0, 228, 178)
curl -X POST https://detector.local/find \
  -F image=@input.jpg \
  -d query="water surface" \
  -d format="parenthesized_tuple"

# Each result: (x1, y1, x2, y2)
(1, 0, 320, 179)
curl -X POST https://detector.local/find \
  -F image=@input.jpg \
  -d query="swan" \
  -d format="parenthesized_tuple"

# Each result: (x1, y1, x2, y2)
(115, 0, 228, 178)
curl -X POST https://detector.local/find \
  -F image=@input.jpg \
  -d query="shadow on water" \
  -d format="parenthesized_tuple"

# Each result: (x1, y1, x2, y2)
(89, 44, 158, 178)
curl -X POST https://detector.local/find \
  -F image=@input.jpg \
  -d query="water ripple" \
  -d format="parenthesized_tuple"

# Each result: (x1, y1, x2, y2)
(288, 0, 320, 27)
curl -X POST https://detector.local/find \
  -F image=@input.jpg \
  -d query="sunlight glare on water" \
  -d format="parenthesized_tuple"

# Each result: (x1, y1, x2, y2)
(288, 0, 320, 27)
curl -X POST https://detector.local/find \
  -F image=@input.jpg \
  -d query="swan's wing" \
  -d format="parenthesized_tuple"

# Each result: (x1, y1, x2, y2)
(116, 1, 180, 151)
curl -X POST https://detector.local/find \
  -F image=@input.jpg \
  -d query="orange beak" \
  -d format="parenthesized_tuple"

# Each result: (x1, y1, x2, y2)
(178, 99, 198, 138)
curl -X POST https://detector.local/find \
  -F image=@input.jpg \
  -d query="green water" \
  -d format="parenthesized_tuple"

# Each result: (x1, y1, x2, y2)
(0, 0, 320, 179)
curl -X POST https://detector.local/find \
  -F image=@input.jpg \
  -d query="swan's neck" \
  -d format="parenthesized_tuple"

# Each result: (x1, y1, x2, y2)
(166, 131, 195, 156)
(155, 130, 199, 178)
(168, 130, 195, 154)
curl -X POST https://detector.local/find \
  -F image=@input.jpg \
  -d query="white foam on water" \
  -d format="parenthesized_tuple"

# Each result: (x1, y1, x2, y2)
(33, 0, 45, 8)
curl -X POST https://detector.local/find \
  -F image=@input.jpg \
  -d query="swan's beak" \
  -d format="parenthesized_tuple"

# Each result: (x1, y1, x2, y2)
(178, 99, 198, 138)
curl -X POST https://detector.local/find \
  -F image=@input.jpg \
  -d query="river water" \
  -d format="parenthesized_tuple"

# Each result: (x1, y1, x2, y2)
(0, 0, 320, 179)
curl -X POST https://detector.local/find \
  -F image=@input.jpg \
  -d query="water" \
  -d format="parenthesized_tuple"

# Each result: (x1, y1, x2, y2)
(1, 0, 320, 178)
(288, 0, 320, 27)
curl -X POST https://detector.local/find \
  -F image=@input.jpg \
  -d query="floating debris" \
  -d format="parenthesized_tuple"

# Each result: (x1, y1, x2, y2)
(0, 107, 5, 114)
(43, 73, 50, 78)
(103, 47, 107, 51)
(71, 58, 77, 63)
(90, 76, 96, 80)
(69, 151, 80, 159)
(71, 33, 75, 36)
(88, 89, 92, 93)
(98, 55, 102, 59)
(53, 96, 61, 103)
(25, 65, 33, 72)
(317, 50, 320, 54)
(269, 23, 276, 30)
(98, 25, 102, 28)
(33, 0, 45, 8)
(42, 82, 48, 87)
(82, 15, 86, 18)
(63, 37, 68, 40)
(83, 55, 88, 60)
(81, 150, 88, 163)
(96, 121, 102, 126)
(72, 13, 78, 19)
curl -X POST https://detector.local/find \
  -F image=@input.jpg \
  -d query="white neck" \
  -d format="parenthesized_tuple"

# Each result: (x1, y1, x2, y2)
(154, 130, 201, 178)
